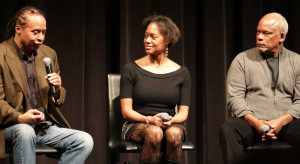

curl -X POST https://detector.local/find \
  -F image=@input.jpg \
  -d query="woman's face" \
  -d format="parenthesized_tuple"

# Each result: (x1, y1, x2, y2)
(144, 22, 168, 56)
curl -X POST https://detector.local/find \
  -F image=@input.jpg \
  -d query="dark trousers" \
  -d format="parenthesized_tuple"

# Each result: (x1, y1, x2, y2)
(219, 117, 300, 164)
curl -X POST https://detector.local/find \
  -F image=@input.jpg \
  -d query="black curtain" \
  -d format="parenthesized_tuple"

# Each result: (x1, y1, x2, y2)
(1, 0, 300, 163)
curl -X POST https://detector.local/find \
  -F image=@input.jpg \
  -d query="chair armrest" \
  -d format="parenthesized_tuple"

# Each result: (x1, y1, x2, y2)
(182, 141, 195, 150)
(246, 141, 293, 152)
(35, 145, 58, 154)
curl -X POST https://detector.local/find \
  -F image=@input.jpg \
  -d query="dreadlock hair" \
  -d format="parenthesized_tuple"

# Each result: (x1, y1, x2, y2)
(4, 6, 45, 40)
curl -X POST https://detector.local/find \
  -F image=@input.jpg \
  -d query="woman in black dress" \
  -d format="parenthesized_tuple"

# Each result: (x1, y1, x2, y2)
(120, 15, 191, 164)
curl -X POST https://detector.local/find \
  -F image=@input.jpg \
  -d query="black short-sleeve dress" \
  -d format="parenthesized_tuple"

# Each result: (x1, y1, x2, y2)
(120, 62, 191, 141)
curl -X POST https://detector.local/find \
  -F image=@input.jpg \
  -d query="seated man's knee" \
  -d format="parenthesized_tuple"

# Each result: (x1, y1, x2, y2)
(77, 132, 94, 153)
(220, 121, 236, 138)
(12, 124, 36, 141)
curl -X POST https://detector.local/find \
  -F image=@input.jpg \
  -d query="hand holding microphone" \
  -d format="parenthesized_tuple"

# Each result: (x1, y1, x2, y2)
(261, 124, 270, 134)
(43, 57, 60, 101)
(261, 124, 270, 142)
(146, 113, 172, 127)
(261, 124, 278, 141)
(160, 113, 171, 122)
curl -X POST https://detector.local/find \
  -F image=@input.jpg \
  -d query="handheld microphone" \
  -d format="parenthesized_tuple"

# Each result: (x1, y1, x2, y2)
(43, 57, 59, 100)
(160, 113, 170, 122)
(261, 124, 270, 134)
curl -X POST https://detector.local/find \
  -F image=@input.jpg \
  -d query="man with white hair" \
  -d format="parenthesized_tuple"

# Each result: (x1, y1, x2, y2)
(220, 12, 300, 164)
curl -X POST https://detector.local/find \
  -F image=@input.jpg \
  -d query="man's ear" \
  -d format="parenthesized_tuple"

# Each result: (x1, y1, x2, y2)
(15, 25, 21, 34)
(280, 32, 286, 43)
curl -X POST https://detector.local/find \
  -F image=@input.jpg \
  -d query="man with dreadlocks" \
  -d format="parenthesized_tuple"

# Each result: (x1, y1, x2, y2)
(0, 6, 93, 164)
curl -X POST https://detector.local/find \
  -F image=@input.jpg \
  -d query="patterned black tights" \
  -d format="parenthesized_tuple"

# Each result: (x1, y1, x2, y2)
(131, 124, 183, 163)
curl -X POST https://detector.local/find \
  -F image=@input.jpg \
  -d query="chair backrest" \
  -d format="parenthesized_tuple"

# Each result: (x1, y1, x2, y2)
(107, 74, 123, 150)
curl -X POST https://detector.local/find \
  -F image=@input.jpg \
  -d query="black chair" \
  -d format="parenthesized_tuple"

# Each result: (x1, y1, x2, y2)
(108, 74, 194, 164)
(5, 143, 60, 164)
(3, 128, 62, 164)
(246, 141, 293, 152)
(245, 140, 298, 163)
(35, 144, 59, 155)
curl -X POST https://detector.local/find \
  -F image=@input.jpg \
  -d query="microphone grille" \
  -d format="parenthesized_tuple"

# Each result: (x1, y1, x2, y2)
(43, 57, 51, 66)
(261, 124, 270, 133)
(160, 113, 170, 122)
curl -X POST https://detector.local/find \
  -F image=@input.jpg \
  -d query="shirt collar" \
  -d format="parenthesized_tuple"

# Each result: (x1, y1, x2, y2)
(261, 48, 282, 59)
(12, 40, 37, 61)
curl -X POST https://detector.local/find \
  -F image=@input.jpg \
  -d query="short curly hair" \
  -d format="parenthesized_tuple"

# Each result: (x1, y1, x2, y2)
(143, 15, 181, 47)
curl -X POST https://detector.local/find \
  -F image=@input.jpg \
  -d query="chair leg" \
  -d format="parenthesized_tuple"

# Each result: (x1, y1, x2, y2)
(111, 152, 120, 164)
(0, 156, 13, 164)
(163, 160, 180, 164)
(9, 155, 13, 164)
(124, 162, 134, 164)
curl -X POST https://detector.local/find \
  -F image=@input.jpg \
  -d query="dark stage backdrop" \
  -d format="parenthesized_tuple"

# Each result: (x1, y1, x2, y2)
(1, 0, 300, 164)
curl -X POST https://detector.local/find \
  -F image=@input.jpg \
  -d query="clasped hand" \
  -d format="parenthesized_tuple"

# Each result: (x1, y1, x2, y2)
(147, 113, 173, 128)
(257, 118, 284, 142)
(18, 109, 45, 124)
